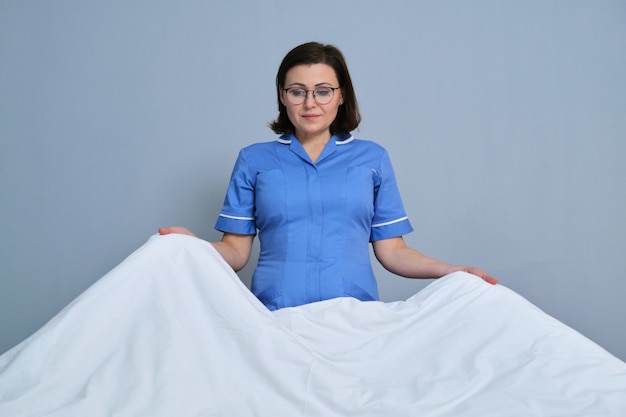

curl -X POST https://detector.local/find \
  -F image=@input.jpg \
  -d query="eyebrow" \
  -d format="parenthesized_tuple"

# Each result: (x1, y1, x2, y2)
(284, 82, 334, 88)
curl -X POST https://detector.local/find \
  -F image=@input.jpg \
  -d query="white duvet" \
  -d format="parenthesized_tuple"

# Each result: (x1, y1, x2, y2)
(0, 234, 624, 416)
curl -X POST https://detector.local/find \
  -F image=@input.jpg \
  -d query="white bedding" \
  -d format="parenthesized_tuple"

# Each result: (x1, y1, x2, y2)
(0, 234, 624, 416)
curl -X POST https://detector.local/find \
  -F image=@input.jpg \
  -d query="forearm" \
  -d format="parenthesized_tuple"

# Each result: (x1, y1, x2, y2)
(377, 244, 462, 279)
(372, 236, 465, 279)
(159, 227, 252, 272)
(209, 233, 254, 272)
(372, 236, 498, 284)
(210, 240, 249, 272)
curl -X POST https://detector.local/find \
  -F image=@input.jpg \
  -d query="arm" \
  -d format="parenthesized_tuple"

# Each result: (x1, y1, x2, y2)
(210, 232, 254, 272)
(158, 227, 254, 272)
(372, 236, 498, 284)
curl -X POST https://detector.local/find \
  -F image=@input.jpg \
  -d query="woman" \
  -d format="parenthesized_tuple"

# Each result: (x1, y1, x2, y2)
(4, 42, 624, 417)
(160, 41, 497, 310)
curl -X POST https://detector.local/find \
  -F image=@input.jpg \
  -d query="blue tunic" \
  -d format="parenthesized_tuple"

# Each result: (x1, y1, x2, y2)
(215, 133, 413, 310)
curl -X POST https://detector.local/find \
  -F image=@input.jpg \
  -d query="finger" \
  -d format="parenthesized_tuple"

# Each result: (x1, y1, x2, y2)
(484, 275, 499, 285)
(158, 227, 185, 235)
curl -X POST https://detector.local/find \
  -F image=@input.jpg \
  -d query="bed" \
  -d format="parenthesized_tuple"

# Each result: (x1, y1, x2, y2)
(1, 234, 624, 416)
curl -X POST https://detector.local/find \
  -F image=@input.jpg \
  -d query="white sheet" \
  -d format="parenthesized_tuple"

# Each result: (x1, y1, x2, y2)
(1, 234, 624, 416)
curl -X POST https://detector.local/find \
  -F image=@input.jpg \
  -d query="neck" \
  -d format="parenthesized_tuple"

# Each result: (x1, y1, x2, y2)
(295, 132, 332, 164)
(295, 130, 332, 147)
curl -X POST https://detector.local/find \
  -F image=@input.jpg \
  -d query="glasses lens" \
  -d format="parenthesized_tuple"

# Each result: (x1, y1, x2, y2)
(314, 87, 334, 104)
(285, 87, 336, 105)
(287, 88, 307, 105)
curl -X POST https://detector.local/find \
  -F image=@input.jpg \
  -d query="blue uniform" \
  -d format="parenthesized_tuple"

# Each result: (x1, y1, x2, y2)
(215, 133, 413, 310)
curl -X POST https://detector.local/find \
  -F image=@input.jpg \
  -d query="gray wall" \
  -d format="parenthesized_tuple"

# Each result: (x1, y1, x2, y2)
(1, 1, 625, 361)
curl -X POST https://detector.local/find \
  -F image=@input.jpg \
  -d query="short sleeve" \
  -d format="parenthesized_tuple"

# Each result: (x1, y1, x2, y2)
(370, 150, 414, 241)
(214, 149, 257, 235)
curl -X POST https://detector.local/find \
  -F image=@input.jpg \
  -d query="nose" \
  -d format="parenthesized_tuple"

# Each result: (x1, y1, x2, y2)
(303, 91, 317, 107)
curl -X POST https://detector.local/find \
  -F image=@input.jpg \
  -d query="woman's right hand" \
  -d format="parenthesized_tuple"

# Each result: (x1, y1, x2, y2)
(158, 226, 196, 237)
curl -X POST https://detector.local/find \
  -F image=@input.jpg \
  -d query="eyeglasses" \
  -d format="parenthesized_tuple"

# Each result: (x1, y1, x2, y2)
(282, 86, 340, 105)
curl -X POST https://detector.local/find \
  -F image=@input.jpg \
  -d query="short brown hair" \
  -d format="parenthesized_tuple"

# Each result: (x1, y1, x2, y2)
(269, 42, 361, 136)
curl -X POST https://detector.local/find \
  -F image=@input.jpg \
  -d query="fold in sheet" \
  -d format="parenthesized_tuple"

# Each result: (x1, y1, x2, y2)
(0, 234, 625, 416)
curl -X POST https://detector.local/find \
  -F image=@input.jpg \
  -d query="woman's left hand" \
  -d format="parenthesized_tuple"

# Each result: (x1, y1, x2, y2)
(462, 266, 499, 285)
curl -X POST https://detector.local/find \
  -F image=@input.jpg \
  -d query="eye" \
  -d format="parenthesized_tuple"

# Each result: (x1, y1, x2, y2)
(288, 88, 307, 97)
(314, 87, 332, 97)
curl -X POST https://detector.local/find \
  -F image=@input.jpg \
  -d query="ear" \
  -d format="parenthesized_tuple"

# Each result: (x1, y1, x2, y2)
(279, 89, 287, 106)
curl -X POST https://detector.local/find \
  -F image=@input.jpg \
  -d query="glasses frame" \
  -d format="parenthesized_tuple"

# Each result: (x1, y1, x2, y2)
(282, 86, 341, 105)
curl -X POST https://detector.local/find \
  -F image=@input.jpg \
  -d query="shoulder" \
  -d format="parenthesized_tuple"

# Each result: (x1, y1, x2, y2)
(348, 137, 387, 152)
(232, 139, 289, 174)
(240, 140, 282, 154)
(343, 137, 390, 161)
(234, 140, 285, 163)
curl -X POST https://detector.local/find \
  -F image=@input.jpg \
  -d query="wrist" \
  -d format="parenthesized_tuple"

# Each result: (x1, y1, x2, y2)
(445, 265, 467, 276)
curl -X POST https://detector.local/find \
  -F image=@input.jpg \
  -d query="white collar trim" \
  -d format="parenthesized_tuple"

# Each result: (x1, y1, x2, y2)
(277, 135, 354, 145)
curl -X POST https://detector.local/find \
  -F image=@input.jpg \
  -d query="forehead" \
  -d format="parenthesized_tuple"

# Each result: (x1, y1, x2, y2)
(284, 64, 339, 86)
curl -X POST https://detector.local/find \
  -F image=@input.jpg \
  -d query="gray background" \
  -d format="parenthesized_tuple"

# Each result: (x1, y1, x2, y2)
(1, 1, 625, 361)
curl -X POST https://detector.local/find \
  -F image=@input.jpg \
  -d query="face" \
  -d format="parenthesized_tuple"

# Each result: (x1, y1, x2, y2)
(280, 63, 344, 143)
